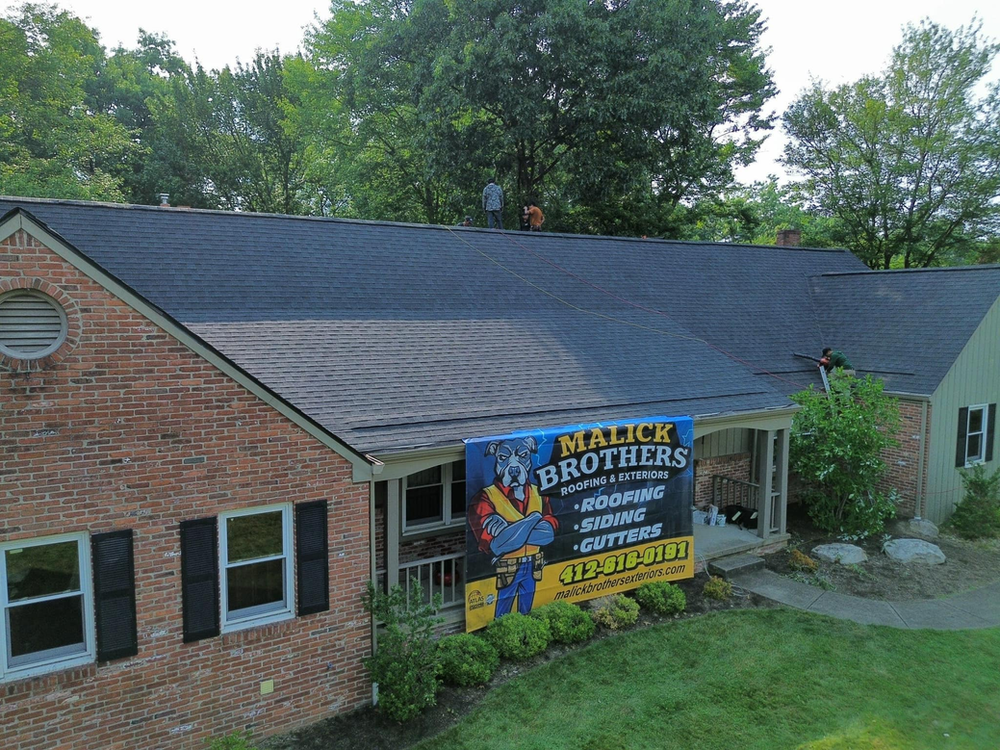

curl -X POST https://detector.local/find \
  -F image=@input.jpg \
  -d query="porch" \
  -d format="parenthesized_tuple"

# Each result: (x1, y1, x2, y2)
(373, 420, 792, 627)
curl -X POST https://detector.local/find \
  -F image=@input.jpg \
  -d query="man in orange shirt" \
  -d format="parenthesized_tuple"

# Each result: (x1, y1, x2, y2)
(527, 201, 544, 231)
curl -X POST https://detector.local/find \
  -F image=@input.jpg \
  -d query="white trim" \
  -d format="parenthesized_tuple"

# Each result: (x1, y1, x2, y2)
(0, 532, 95, 682)
(401, 460, 466, 536)
(964, 404, 989, 466)
(219, 504, 294, 633)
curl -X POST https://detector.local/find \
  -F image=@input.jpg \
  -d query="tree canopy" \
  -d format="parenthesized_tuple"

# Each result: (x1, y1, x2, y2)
(782, 19, 1000, 269)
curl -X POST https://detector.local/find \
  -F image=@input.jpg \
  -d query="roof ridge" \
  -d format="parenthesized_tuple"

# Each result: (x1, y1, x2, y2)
(818, 264, 1000, 277)
(0, 195, 851, 254)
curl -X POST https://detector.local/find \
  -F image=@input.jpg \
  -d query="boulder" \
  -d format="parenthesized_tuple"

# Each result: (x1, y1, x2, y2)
(883, 538, 946, 565)
(889, 517, 940, 540)
(812, 543, 868, 566)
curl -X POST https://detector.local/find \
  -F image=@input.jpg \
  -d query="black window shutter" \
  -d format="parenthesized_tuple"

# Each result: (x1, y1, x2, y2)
(180, 518, 219, 642)
(987, 403, 997, 463)
(296, 501, 330, 616)
(92, 530, 138, 662)
(956, 407, 969, 467)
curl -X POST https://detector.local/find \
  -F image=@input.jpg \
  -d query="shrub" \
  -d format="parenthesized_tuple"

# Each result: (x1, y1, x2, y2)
(361, 580, 442, 722)
(484, 613, 551, 661)
(703, 576, 733, 601)
(208, 731, 254, 750)
(790, 374, 901, 537)
(950, 464, 1000, 539)
(590, 594, 639, 630)
(437, 633, 499, 687)
(634, 582, 687, 615)
(530, 601, 595, 644)
(789, 549, 818, 572)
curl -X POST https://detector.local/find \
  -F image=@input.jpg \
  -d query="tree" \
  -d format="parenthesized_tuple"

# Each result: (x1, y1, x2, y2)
(782, 19, 1000, 269)
(305, 0, 775, 230)
(789, 375, 901, 537)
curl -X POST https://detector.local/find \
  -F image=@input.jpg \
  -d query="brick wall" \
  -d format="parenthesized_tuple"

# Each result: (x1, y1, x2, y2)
(0, 230, 372, 749)
(399, 529, 465, 565)
(693, 453, 752, 508)
(878, 399, 931, 518)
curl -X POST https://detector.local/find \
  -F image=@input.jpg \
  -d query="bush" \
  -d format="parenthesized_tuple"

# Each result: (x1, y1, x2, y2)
(950, 464, 1000, 539)
(703, 576, 733, 601)
(208, 731, 254, 750)
(437, 633, 499, 687)
(590, 594, 639, 630)
(530, 601, 595, 644)
(789, 549, 818, 572)
(634, 582, 687, 615)
(361, 580, 442, 722)
(484, 613, 551, 661)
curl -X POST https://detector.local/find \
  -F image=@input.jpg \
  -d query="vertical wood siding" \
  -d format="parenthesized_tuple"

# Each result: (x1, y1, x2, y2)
(694, 428, 752, 459)
(926, 297, 1000, 522)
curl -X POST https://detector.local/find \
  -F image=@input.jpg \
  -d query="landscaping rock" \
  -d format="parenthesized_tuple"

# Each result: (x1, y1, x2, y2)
(812, 544, 868, 565)
(889, 517, 940, 539)
(883, 538, 946, 565)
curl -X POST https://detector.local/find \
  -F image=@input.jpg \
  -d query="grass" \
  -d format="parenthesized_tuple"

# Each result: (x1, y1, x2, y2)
(416, 609, 1000, 750)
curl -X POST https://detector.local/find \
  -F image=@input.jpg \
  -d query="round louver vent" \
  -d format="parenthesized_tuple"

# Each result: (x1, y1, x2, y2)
(0, 289, 69, 359)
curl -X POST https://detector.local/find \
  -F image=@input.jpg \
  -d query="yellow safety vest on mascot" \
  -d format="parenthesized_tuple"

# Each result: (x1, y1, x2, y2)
(483, 484, 543, 559)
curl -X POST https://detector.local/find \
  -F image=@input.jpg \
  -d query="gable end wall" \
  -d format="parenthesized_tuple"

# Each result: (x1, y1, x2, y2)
(1, 229, 371, 749)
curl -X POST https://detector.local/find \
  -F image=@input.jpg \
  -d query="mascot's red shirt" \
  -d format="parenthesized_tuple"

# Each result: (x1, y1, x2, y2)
(468, 482, 559, 555)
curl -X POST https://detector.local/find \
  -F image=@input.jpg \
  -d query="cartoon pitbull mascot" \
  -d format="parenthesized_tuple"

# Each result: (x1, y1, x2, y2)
(469, 436, 558, 618)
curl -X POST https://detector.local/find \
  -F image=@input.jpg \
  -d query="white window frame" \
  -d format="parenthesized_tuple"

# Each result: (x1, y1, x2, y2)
(0, 532, 95, 682)
(219, 504, 294, 633)
(965, 404, 989, 466)
(402, 461, 466, 535)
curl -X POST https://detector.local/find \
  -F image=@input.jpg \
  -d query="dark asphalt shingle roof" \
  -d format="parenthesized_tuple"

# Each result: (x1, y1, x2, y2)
(10, 198, 993, 452)
(810, 267, 1000, 395)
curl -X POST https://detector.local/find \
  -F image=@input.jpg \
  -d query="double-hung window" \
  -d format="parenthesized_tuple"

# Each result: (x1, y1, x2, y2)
(965, 406, 988, 465)
(403, 460, 467, 533)
(0, 533, 94, 680)
(219, 505, 294, 632)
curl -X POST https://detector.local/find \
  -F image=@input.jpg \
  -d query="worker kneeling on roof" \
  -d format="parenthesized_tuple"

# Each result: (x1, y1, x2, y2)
(819, 347, 855, 377)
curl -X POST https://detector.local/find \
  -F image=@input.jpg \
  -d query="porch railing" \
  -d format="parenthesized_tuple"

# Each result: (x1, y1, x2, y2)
(711, 475, 759, 512)
(399, 552, 465, 611)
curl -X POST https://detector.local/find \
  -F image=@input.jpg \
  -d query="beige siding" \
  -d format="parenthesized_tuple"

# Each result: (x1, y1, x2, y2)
(694, 428, 752, 459)
(926, 296, 1000, 523)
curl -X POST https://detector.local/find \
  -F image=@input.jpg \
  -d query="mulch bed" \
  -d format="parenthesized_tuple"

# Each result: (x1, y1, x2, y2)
(260, 574, 773, 750)
(765, 504, 1000, 601)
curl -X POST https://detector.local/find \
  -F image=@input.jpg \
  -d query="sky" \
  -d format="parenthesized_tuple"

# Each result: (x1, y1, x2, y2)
(3, 0, 998, 185)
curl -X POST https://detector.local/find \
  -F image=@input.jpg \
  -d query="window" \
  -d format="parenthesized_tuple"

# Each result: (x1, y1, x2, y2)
(403, 460, 467, 533)
(219, 505, 293, 632)
(0, 534, 94, 681)
(964, 405, 988, 465)
(0, 289, 68, 359)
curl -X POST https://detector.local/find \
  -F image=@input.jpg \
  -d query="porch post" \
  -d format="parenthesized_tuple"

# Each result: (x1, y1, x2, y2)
(755, 430, 775, 539)
(775, 428, 790, 536)
(386, 479, 401, 588)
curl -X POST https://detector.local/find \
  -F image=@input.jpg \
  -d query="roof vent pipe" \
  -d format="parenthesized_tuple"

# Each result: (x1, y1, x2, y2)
(158, 193, 170, 207)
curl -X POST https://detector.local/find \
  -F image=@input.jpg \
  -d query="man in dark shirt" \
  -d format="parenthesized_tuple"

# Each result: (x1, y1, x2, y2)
(820, 347, 855, 375)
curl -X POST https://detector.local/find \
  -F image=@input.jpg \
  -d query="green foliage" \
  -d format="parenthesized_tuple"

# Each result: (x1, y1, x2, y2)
(437, 633, 499, 687)
(634, 582, 687, 615)
(950, 464, 1000, 539)
(782, 18, 1000, 269)
(207, 730, 254, 750)
(361, 580, 442, 722)
(530, 601, 595, 644)
(790, 374, 901, 537)
(483, 613, 551, 661)
(590, 594, 639, 630)
(703, 576, 733, 601)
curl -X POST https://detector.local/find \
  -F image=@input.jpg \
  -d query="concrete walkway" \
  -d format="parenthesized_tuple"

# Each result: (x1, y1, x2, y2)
(731, 568, 1000, 630)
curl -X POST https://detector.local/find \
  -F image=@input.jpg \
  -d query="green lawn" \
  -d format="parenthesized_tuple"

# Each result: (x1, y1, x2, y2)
(417, 609, 1000, 750)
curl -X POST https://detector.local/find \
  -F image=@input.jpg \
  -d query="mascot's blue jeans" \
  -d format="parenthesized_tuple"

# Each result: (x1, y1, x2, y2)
(496, 559, 536, 617)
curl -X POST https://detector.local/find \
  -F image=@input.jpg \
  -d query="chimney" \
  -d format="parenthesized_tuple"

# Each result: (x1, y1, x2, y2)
(158, 193, 170, 207)
(776, 229, 801, 247)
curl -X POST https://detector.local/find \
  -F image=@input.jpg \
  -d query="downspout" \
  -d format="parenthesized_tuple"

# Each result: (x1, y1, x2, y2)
(914, 400, 928, 519)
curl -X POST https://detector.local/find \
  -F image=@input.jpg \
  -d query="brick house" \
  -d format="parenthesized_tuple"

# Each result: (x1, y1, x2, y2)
(1, 198, 997, 746)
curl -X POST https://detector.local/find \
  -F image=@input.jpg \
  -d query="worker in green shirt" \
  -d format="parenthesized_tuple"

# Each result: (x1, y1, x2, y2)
(820, 347, 855, 376)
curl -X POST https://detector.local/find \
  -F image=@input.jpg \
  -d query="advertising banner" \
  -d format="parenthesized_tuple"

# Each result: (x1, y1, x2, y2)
(463, 416, 694, 631)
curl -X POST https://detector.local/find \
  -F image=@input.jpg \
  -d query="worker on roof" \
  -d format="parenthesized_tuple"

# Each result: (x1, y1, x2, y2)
(819, 347, 855, 376)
